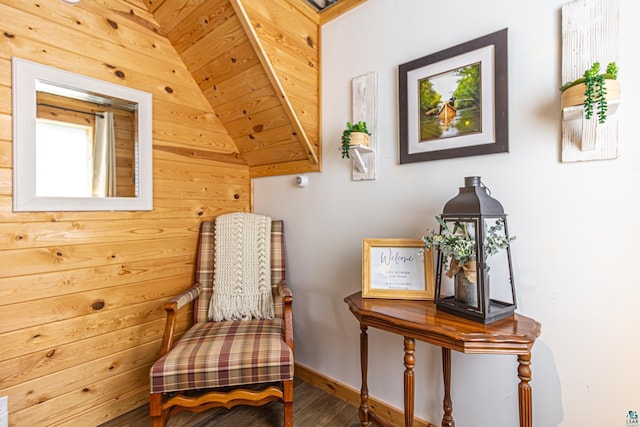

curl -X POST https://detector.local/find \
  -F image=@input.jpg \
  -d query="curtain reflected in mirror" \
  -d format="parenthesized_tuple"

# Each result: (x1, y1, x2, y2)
(93, 111, 116, 197)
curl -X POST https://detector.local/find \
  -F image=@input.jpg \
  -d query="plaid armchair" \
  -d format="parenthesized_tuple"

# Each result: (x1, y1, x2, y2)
(149, 219, 294, 427)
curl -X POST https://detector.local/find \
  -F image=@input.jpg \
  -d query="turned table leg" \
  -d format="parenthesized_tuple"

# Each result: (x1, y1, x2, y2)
(403, 337, 415, 427)
(359, 325, 370, 426)
(441, 347, 454, 427)
(518, 353, 533, 427)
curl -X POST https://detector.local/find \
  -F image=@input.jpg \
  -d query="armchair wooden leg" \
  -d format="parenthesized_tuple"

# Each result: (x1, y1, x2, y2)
(150, 393, 166, 427)
(283, 379, 294, 427)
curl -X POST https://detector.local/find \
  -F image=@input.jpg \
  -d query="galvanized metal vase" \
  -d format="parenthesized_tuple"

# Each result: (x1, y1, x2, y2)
(454, 271, 478, 307)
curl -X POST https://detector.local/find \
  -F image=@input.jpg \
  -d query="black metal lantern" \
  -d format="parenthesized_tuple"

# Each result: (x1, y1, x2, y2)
(433, 176, 516, 323)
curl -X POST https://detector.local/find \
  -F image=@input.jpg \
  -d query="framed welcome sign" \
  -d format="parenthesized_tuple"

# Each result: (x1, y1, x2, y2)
(362, 238, 434, 300)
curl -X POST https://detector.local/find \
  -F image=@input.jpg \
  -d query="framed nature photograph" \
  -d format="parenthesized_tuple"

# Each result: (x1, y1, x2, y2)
(399, 28, 508, 164)
(362, 238, 434, 300)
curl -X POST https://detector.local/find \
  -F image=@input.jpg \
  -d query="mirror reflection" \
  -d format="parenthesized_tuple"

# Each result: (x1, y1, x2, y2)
(35, 83, 138, 198)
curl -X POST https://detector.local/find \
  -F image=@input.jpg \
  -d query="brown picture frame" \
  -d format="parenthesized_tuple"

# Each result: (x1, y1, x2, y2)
(362, 238, 434, 300)
(399, 28, 509, 164)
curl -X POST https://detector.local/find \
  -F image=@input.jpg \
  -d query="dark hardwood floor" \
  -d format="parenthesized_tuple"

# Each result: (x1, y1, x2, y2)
(99, 378, 361, 427)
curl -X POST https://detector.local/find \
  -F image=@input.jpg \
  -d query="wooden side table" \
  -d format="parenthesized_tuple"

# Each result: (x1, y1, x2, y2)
(344, 292, 541, 427)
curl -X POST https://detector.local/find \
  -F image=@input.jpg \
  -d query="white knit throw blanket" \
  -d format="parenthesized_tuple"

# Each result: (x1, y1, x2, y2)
(208, 213, 274, 321)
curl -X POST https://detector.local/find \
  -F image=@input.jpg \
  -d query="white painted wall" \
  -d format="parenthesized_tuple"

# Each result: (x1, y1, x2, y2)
(254, 0, 640, 425)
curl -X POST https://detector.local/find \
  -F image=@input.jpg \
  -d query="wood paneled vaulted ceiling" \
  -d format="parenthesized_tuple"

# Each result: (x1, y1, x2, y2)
(145, 0, 365, 177)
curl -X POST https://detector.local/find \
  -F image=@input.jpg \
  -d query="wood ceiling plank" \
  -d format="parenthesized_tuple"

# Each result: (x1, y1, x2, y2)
(203, 63, 273, 107)
(280, 0, 320, 23)
(145, 0, 167, 13)
(231, 0, 318, 164)
(178, 14, 248, 71)
(261, 43, 319, 89)
(287, 92, 320, 124)
(245, 0, 319, 61)
(223, 104, 291, 139)
(205, 86, 283, 123)
(164, 0, 233, 53)
(152, 0, 207, 32)
(233, 124, 301, 153)
(216, 89, 318, 146)
(279, 71, 319, 105)
(190, 41, 259, 92)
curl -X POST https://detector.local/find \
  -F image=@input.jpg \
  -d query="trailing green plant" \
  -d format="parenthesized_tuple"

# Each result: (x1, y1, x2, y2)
(560, 61, 619, 124)
(340, 121, 370, 159)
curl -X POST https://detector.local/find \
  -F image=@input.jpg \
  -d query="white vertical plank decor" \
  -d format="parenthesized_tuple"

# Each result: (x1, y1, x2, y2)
(351, 72, 377, 180)
(561, 0, 620, 162)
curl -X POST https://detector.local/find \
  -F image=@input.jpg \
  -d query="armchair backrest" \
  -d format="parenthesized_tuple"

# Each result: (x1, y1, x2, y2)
(192, 219, 286, 323)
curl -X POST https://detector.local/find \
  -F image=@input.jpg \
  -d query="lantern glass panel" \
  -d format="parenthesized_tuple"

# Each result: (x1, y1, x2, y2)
(483, 217, 514, 306)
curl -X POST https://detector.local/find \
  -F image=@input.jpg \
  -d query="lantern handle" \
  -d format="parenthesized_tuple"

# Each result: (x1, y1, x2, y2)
(480, 180, 492, 196)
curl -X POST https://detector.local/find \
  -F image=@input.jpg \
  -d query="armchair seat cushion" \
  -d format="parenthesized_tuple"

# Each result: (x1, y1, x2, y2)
(150, 318, 293, 394)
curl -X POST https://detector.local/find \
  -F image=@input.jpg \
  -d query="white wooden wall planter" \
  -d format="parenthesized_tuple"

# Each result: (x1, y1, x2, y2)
(561, 0, 620, 162)
(350, 72, 377, 180)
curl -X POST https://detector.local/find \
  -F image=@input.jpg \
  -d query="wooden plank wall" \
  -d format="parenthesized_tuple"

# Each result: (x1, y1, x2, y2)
(0, 0, 251, 425)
